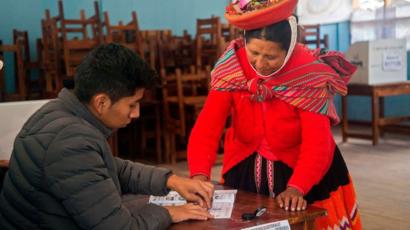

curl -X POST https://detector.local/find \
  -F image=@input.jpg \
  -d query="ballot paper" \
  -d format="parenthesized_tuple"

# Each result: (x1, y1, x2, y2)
(149, 189, 237, 219)
(241, 220, 290, 230)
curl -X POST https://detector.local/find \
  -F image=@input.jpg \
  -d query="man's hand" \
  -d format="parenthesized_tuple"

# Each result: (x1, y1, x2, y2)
(275, 187, 307, 211)
(164, 203, 213, 223)
(167, 175, 214, 208)
(191, 175, 208, 181)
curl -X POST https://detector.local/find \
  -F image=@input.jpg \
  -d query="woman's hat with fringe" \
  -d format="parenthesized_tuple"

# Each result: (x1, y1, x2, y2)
(225, 0, 298, 30)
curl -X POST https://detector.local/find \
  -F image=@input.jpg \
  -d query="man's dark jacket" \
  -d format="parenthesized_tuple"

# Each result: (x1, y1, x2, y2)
(0, 89, 172, 229)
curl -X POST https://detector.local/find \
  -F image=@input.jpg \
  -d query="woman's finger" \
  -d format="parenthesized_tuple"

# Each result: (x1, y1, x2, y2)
(198, 182, 213, 208)
(296, 196, 305, 211)
(284, 195, 290, 211)
(202, 181, 214, 191)
(193, 188, 211, 208)
(203, 182, 215, 201)
(290, 196, 298, 211)
(302, 200, 307, 210)
(275, 194, 284, 208)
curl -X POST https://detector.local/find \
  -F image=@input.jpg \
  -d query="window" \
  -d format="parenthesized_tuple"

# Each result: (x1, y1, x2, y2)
(353, 0, 385, 10)
(351, 0, 410, 49)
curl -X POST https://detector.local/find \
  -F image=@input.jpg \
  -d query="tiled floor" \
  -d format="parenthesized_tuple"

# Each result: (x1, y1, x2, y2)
(153, 127, 410, 229)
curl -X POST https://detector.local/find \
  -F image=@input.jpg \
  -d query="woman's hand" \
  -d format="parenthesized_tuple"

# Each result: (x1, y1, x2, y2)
(167, 175, 214, 208)
(275, 187, 307, 211)
(165, 203, 213, 223)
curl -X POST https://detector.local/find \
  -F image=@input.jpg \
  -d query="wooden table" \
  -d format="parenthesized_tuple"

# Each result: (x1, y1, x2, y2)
(0, 160, 9, 188)
(342, 82, 410, 145)
(0, 160, 9, 168)
(169, 188, 326, 230)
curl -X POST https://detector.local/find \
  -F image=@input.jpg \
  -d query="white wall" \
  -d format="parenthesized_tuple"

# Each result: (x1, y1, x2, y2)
(0, 100, 49, 160)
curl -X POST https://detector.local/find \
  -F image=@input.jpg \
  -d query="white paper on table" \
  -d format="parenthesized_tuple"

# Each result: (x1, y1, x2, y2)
(208, 190, 237, 218)
(241, 220, 290, 230)
(149, 189, 237, 219)
(148, 191, 187, 206)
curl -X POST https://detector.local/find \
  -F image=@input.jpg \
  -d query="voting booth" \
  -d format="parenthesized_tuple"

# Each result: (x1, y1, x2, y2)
(346, 38, 408, 85)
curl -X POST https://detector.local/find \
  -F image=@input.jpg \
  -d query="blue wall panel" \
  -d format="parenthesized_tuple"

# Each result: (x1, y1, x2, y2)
(101, 0, 226, 35)
(408, 51, 410, 80)
(0, 0, 44, 92)
(0, 0, 99, 93)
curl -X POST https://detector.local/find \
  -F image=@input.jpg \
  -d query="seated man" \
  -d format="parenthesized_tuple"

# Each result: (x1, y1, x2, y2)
(0, 44, 214, 230)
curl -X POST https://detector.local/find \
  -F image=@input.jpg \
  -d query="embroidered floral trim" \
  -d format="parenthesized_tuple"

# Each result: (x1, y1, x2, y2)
(226, 0, 284, 15)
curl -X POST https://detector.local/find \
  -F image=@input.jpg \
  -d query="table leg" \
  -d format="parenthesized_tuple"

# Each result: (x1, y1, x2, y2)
(290, 220, 315, 230)
(379, 97, 385, 137)
(163, 129, 171, 163)
(371, 92, 379, 145)
(155, 105, 162, 163)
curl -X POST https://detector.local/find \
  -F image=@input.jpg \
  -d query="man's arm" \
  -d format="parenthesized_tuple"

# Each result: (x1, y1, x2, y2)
(115, 158, 214, 209)
(44, 126, 172, 230)
(115, 157, 172, 195)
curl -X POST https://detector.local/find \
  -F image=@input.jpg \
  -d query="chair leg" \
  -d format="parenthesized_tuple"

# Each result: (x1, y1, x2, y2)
(163, 129, 171, 163)
(155, 110, 162, 163)
(170, 133, 177, 164)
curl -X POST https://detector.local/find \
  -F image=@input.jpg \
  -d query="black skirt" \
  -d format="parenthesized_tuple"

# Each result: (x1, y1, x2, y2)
(223, 146, 351, 204)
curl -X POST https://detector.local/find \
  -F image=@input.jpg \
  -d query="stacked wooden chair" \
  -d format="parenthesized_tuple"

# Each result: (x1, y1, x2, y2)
(299, 24, 329, 49)
(195, 16, 224, 69)
(0, 38, 27, 101)
(13, 30, 45, 99)
(161, 66, 210, 163)
(104, 11, 144, 58)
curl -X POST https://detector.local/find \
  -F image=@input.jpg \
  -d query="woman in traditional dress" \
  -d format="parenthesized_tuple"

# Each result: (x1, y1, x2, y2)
(187, 0, 362, 229)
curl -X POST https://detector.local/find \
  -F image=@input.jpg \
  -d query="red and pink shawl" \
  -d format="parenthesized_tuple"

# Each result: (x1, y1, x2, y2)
(210, 39, 356, 124)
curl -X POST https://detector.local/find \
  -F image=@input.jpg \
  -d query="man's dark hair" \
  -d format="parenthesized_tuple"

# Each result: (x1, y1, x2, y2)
(74, 43, 158, 104)
(244, 20, 291, 51)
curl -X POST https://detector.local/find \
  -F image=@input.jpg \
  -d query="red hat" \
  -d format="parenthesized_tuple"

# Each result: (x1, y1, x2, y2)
(225, 0, 298, 30)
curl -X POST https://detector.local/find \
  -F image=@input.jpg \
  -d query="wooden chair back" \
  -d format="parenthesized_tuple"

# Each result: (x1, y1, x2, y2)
(58, 0, 103, 41)
(195, 16, 223, 69)
(0, 42, 27, 101)
(13, 30, 45, 99)
(221, 23, 242, 42)
(58, 0, 102, 78)
(104, 11, 144, 57)
(299, 24, 329, 49)
(41, 11, 63, 95)
(157, 30, 195, 73)
(139, 29, 175, 71)
(12, 30, 30, 63)
(161, 67, 210, 163)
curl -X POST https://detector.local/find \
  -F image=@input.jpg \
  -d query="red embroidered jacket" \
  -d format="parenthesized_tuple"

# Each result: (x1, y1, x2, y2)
(187, 45, 336, 195)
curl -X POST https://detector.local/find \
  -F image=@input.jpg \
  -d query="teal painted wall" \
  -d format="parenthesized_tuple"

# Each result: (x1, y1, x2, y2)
(0, 0, 43, 93)
(1, 0, 409, 120)
(101, 0, 226, 35)
(0, 0, 226, 93)
(0, 0, 101, 93)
